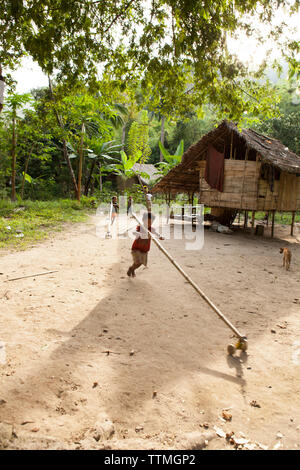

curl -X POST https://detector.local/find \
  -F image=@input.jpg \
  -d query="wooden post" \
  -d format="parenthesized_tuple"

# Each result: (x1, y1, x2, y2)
(181, 206, 185, 221)
(244, 210, 248, 229)
(251, 211, 256, 235)
(166, 192, 171, 224)
(271, 210, 275, 238)
(291, 211, 296, 236)
(192, 205, 196, 231)
(240, 147, 249, 209)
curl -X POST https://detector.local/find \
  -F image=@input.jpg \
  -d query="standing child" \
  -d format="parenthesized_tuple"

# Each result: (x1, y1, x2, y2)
(111, 196, 119, 225)
(127, 212, 164, 277)
(127, 196, 133, 216)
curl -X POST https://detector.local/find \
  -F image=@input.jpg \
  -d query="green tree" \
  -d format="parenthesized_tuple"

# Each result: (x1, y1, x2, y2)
(2, 93, 33, 200)
(16, 106, 55, 198)
(46, 85, 117, 199)
(1, 1, 299, 121)
(86, 140, 122, 194)
(253, 78, 300, 154)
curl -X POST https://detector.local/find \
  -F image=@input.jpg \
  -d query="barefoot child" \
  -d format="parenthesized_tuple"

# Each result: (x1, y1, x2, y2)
(127, 196, 133, 216)
(127, 212, 164, 277)
(111, 196, 119, 225)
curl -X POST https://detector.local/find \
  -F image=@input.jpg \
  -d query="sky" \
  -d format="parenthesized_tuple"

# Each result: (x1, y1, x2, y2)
(8, 5, 300, 94)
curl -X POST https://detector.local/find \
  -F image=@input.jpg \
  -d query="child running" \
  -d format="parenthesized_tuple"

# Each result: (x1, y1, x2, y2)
(127, 212, 164, 277)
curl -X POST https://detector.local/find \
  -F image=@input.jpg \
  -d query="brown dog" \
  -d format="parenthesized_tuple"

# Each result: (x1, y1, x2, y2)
(279, 247, 291, 270)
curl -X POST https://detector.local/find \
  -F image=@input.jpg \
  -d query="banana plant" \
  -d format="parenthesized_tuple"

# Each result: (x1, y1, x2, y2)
(155, 139, 184, 176)
(111, 150, 150, 182)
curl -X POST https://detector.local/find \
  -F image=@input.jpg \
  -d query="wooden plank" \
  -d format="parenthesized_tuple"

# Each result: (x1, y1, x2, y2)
(271, 210, 275, 238)
(278, 172, 297, 211)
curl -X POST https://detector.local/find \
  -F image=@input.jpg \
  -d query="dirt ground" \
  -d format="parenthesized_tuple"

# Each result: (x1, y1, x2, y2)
(1, 214, 300, 450)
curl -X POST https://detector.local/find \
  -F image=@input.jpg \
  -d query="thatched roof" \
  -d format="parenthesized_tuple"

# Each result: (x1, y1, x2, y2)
(152, 120, 300, 194)
(132, 163, 160, 184)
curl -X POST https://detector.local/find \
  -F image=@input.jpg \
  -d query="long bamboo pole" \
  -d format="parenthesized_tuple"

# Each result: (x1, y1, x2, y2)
(131, 211, 246, 340)
(131, 167, 246, 341)
(6, 271, 58, 282)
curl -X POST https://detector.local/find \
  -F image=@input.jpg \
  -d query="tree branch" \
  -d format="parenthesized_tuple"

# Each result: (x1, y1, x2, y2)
(102, 0, 136, 34)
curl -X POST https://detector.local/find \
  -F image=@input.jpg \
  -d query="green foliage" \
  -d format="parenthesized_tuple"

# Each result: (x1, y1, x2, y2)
(0, 198, 94, 249)
(112, 150, 141, 179)
(155, 139, 184, 176)
(254, 111, 300, 155)
(253, 211, 300, 225)
(127, 110, 151, 163)
(253, 78, 300, 154)
(90, 140, 122, 167)
(158, 139, 184, 165)
(169, 113, 217, 153)
(1, 1, 298, 122)
(3, 93, 33, 116)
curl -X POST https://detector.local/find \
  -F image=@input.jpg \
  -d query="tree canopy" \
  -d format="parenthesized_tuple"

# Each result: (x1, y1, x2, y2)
(1, 1, 299, 120)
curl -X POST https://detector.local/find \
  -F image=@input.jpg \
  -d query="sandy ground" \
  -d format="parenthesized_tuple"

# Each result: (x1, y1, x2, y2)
(0, 214, 300, 450)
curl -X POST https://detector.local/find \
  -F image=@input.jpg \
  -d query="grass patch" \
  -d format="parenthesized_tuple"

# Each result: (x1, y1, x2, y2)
(0, 198, 96, 250)
(250, 211, 300, 225)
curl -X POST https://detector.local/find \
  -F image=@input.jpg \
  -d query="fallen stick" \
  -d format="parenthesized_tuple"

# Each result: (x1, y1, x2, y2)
(131, 212, 246, 342)
(5, 270, 59, 282)
(101, 350, 121, 356)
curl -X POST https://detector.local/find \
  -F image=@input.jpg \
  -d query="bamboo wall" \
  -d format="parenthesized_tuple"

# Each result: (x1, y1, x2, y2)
(198, 159, 300, 211)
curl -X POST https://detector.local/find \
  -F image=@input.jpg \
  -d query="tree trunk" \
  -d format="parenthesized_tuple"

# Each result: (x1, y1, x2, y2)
(0, 64, 4, 113)
(122, 123, 126, 151)
(21, 142, 35, 199)
(84, 160, 96, 196)
(99, 162, 103, 192)
(11, 112, 17, 201)
(21, 156, 29, 199)
(77, 122, 85, 202)
(159, 115, 165, 162)
(48, 76, 78, 197)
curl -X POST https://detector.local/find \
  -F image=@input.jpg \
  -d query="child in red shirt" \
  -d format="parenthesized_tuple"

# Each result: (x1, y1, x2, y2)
(127, 212, 164, 277)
